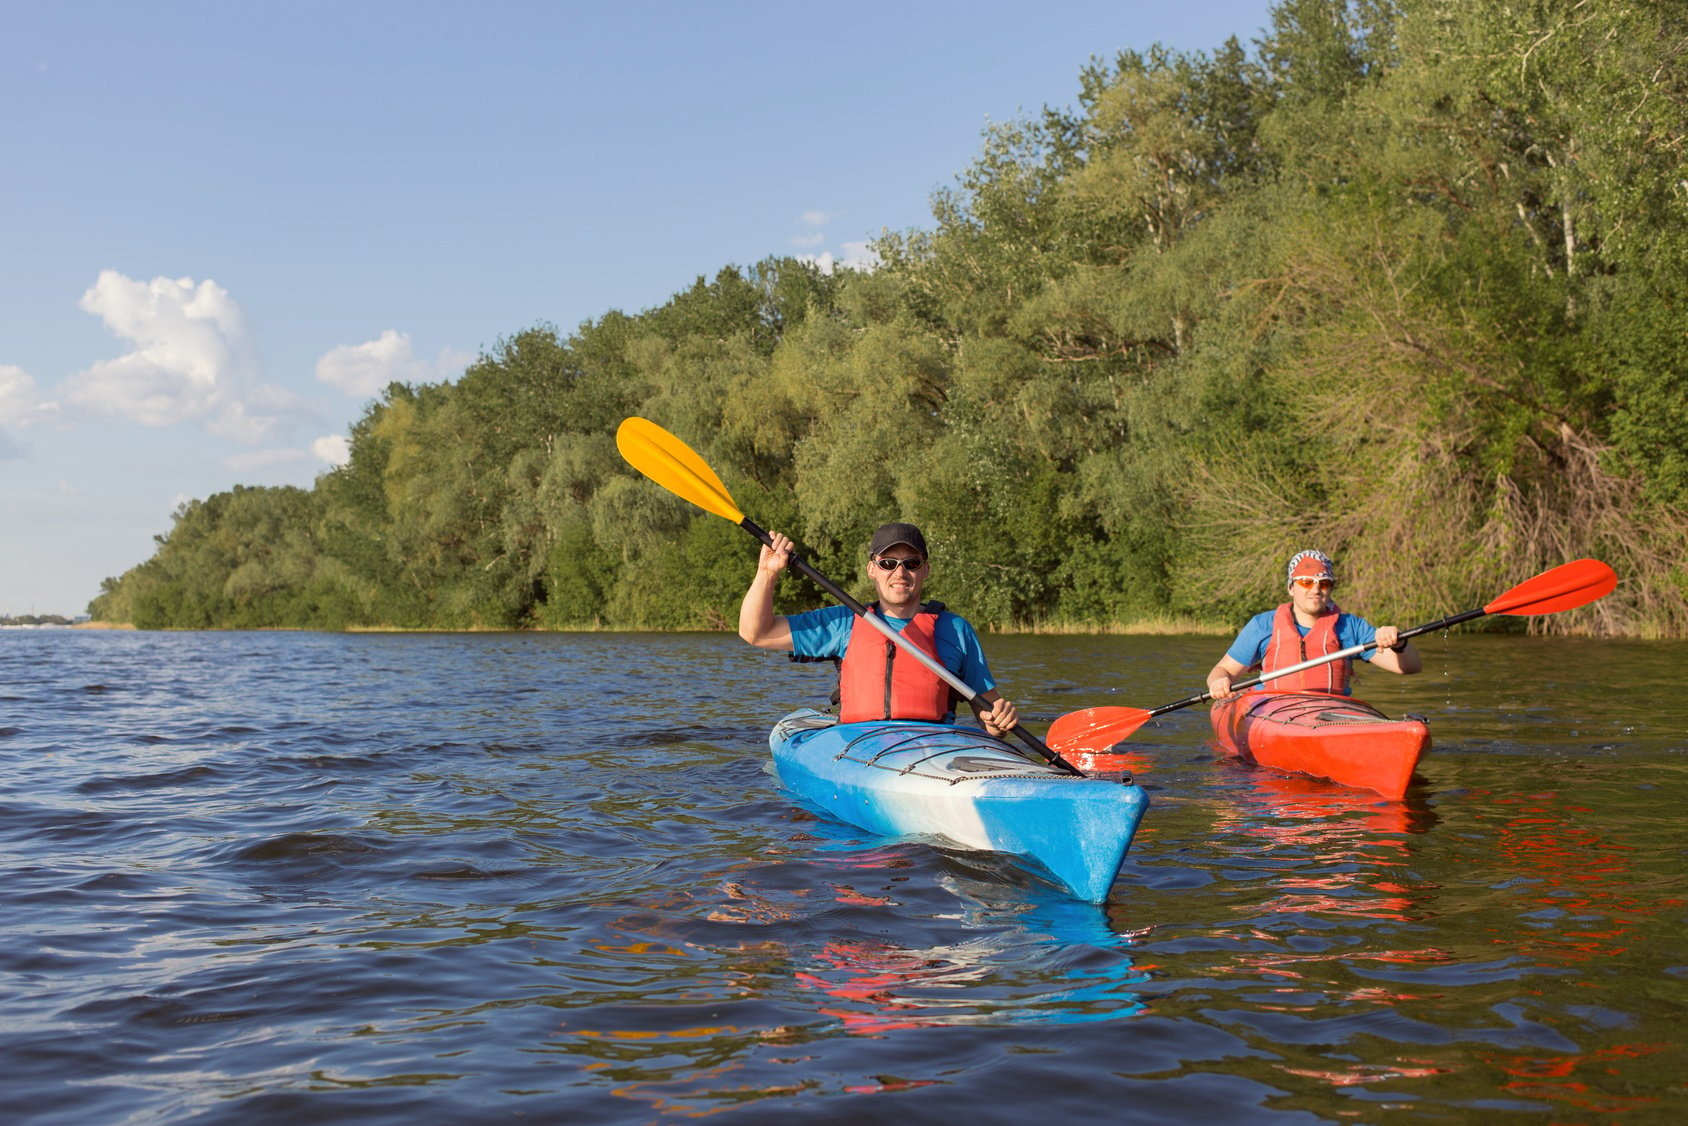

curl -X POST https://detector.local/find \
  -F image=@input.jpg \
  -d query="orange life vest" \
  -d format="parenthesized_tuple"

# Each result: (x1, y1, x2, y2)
(837, 603, 954, 723)
(1260, 601, 1350, 694)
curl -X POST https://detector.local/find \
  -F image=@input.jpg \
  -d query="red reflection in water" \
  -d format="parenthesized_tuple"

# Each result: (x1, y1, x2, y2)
(1480, 1041, 1672, 1116)
(1072, 748, 1154, 776)
(1467, 789, 1681, 964)
(843, 1076, 943, 1094)
(829, 883, 894, 907)
(1213, 769, 1427, 925)
(1284, 1060, 1450, 1086)
(1201, 769, 1451, 1005)
(1400, 789, 1684, 1118)
(1231, 769, 1422, 840)
(795, 937, 983, 1035)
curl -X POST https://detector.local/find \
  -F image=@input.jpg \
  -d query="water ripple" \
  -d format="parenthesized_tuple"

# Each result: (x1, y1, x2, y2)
(0, 629, 1682, 1122)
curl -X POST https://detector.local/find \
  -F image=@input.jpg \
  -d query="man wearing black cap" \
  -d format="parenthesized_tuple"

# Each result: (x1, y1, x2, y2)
(738, 522, 1020, 735)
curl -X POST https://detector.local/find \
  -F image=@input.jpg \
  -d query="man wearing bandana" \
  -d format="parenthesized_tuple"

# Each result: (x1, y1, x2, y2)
(1205, 549, 1423, 700)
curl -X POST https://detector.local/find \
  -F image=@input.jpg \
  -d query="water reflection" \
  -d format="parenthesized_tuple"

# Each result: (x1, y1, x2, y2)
(556, 850, 1146, 1114)
(1218, 765, 1680, 1119)
(1186, 765, 1451, 999)
(609, 860, 1142, 1035)
(1227, 765, 1441, 841)
(1459, 787, 1655, 964)
(1476, 1040, 1674, 1118)
(792, 876, 1145, 1035)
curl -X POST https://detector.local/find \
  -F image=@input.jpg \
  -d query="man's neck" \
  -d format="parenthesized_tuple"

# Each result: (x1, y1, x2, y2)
(879, 597, 921, 619)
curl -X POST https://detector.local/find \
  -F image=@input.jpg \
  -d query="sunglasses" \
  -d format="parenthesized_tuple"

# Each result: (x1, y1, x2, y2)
(873, 557, 926, 573)
(1292, 577, 1335, 591)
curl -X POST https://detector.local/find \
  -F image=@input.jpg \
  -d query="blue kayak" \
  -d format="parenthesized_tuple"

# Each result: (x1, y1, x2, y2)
(768, 709, 1149, 902)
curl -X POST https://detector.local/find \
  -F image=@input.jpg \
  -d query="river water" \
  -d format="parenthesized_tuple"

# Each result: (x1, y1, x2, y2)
(2, 627, 1683, 1124)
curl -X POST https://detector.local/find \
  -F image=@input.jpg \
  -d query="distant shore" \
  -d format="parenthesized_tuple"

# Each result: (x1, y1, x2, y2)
(47, 617, 1232, 636)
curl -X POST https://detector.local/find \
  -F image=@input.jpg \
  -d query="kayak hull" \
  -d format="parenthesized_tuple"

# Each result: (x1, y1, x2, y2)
(769, 709, 1148, 903)
(1209, 692, 1429, 799)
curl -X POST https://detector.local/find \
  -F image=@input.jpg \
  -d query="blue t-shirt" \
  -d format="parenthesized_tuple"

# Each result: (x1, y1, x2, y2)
(784, 603, 997, 696)
(1225, 609, 1381, 694)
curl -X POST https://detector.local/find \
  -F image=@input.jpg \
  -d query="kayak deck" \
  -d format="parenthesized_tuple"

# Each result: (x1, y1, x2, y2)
(1209, 691, 1429, 799)
(769, 709, 1148, 903)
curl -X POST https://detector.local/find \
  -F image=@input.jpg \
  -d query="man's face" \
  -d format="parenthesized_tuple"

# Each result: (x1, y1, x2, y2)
(1289, 575, 1334, 615)
(870, 548, 927, 605)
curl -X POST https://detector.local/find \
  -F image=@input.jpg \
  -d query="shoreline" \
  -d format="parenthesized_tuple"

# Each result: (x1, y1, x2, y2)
(49, 619, 1234, 636)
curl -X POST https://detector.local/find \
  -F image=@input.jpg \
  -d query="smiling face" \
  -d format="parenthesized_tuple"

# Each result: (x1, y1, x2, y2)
(869, 549, 927, 614)
(1288, 575, 1335, 621)
(1284, 550, 1336, 622)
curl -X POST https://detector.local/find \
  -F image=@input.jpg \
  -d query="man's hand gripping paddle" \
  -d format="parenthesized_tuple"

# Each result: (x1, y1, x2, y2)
(1045, 558, 1619, 757)
(615, 416, 1085, 775)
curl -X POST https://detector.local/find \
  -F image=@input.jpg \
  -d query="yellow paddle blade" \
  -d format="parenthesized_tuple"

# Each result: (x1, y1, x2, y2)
(615, 417, 744, 524)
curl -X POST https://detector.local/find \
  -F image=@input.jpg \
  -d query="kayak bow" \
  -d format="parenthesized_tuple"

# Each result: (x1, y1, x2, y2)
(769, 709, 1148, 902)
(1209, 692, 1429, 799)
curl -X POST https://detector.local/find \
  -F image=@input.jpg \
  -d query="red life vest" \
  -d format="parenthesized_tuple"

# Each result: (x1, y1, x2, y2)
(837, 603, 954, 723)
(1260, 602, 1350, 694)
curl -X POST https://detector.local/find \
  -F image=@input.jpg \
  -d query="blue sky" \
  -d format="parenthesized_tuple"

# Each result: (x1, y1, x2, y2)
(2, 0, 1276, 616)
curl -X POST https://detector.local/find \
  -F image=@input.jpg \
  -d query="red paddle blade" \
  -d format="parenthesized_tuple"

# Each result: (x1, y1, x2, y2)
(1046, 706, 1153, 755)
(1484, 558, 1617, 616)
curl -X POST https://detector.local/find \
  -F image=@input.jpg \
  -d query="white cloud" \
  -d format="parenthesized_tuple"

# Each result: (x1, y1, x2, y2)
(790, 207, 879, 273)
(839, 240, 881, 271)
(218, 435, 352, 478)
(62, 270, 311, 443)
(312, 434, 350, 466)
(221, 435, 352, 477)
(314, 330, 472, 397)
(0, 364, 60, 427)
(790, 210, 839, 251)
(796, 243, 879, 275)
(315, 329, 430, 396)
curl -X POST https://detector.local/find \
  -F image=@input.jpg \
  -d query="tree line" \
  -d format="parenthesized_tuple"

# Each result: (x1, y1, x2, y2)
(91, 0, 1688, 638)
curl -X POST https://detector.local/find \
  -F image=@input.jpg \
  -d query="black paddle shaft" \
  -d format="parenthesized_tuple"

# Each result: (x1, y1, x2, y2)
(739, 517, 1083, 775)
(1155, 605, 1495, 717)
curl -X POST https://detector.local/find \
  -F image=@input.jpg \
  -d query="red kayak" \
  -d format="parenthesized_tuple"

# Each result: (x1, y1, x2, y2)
(1209, 692, 1429, 799)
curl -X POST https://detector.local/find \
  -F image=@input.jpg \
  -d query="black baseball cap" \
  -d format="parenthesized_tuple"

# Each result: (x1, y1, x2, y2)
(868, 522, 928, 558)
